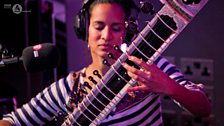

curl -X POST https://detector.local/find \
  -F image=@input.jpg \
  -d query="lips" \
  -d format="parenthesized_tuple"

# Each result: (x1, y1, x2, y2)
(98, 44, 113, 49)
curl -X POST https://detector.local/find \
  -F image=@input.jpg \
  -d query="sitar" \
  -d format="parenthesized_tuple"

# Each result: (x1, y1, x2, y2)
(61, 0, 208, 125)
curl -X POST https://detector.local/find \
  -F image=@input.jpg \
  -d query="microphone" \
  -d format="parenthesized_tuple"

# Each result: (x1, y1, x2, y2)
(0, 43, 61, 72)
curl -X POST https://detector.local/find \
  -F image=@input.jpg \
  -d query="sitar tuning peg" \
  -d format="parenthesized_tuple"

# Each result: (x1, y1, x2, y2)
(83, 81, 92, 90)
(93, 70, 102, 79)
(88, 76, 97, 85)
(140, 1, 155, 15)
(113, 45, 123, 54)
(79, 89, 87, 94)
(107, 52, 116, 60)
(102, 59, 111, 67)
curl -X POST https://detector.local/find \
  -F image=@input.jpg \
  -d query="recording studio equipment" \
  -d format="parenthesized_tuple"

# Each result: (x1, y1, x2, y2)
(0, 43, 60, 72)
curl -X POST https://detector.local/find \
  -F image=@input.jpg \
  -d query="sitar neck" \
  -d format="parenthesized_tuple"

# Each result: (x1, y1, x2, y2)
(61, 0, 208, 125)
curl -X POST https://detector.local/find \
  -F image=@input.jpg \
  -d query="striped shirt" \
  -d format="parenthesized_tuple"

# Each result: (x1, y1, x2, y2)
(2, 56, 200, 126)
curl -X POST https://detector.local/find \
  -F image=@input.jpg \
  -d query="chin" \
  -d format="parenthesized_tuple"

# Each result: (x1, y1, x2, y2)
(98, 51, 108, 58)
(101, 54, 109, 59)
(97, 50, 119, 59)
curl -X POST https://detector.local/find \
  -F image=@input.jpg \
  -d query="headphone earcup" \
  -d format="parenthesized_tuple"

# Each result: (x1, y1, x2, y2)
(74, 9, 87, 41)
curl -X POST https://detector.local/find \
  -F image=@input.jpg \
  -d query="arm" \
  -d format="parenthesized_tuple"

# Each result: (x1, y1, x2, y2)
(1, 77, 71, 125)
(168, 81, 211, 117)
(123, 56, 211, 117)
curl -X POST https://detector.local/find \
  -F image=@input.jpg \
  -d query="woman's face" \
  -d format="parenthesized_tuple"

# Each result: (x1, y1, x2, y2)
(88, 3, 126, 59)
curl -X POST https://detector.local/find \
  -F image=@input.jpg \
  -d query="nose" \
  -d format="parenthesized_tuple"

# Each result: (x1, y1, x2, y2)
(101, 27, 112, 41)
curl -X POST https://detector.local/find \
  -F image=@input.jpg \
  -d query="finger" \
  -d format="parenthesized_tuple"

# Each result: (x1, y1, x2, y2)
(123, 63, 152, 83)
(126, 70, 146, 83)
(127, 85, 149, 92)
(123, 63, 144, 76)
(197, 83, 205, 89)
(123, 63, 149, 82)
(128, 56, 152, 70)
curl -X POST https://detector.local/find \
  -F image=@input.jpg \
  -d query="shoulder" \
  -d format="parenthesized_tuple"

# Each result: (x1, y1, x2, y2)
(67, 70, 82, 84)
(63, 69, 85, 90)
(71, 70, 81, 80)
(62, 70, 81, 87)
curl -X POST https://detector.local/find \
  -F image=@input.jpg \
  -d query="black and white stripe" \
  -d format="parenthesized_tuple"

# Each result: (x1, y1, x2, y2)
(100, 95, 162, 126)
(3, 75, 74, 125)
(2, 56, 196, 125)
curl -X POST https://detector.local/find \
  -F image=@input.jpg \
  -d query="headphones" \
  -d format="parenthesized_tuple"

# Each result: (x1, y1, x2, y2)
(74, 0, 140, 42)
(74, 0, 93, 41)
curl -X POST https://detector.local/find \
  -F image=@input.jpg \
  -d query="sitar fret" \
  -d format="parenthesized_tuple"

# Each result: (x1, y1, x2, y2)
(83, 97, 103, 116)
(99, 79, 121, 98)
(104, 67, 130, 94)
(155, 13, 177, 33)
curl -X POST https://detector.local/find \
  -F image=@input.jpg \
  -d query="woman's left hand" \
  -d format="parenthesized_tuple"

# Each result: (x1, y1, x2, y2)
(122, 56, 177, 95)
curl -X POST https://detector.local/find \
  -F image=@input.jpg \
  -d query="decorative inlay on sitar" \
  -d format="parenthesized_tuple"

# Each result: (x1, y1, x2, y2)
(62, 0, 208, 125)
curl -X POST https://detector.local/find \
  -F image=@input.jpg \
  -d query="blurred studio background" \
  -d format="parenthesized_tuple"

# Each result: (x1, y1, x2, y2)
(0, 0, 224, 125)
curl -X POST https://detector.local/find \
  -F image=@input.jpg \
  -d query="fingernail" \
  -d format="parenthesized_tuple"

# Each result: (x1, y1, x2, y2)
(123, 63, 127, 67)
(129, 56, 134, 60)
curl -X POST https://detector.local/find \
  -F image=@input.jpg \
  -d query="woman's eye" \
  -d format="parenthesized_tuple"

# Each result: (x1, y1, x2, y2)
(94, 23, 104, 31)
(113, 28, 121, 32)
(112, 25, 123, 32)
(93, 23, 123, 32)
(95, 27, 104, 31)
(113, 27, 122, 32)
